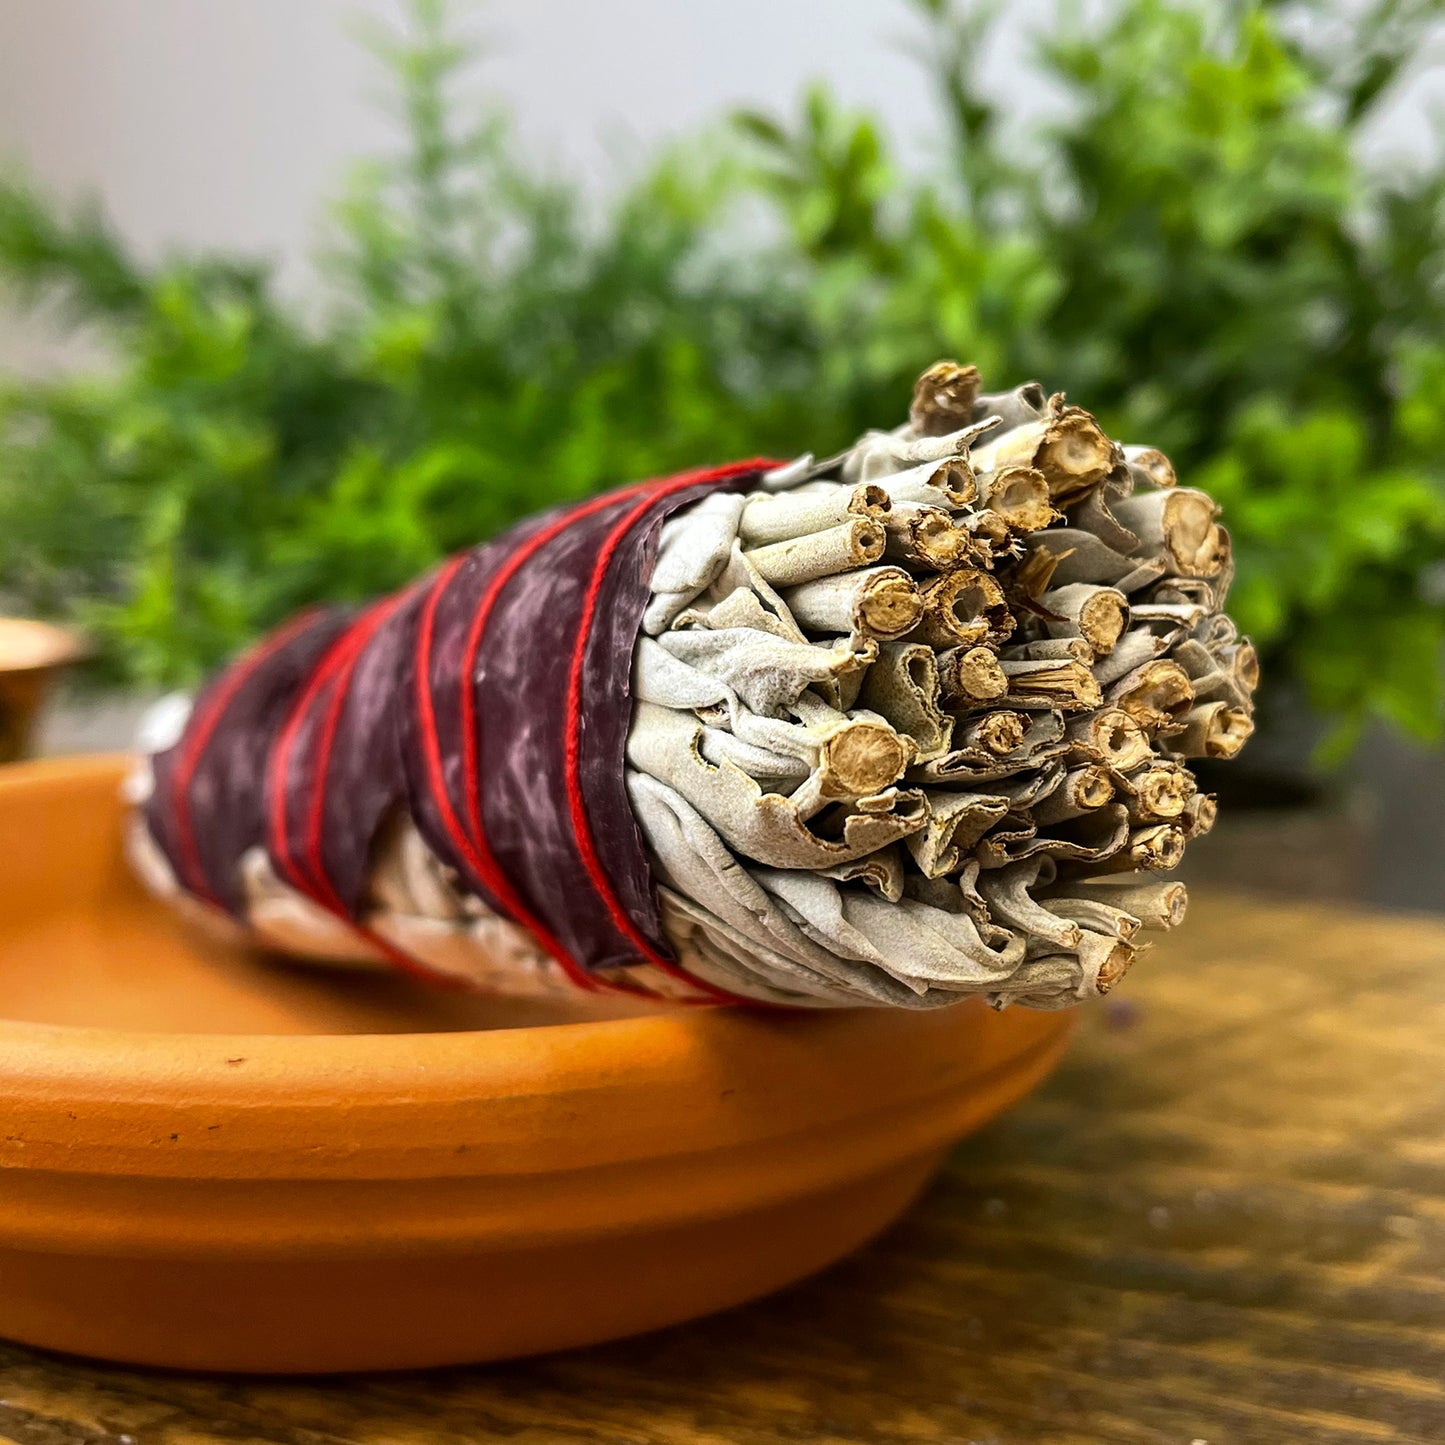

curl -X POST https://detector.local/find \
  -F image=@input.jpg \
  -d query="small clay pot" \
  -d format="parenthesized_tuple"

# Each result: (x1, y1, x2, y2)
(0, 619, 86, 763)
(0, 755, 1073, 1373)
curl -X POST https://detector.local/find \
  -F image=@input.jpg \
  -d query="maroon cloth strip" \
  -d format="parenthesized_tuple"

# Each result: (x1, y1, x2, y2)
(399, 511, 556, 927)
(266, 587, 425, 913)
(309, 588, 430, 913)
(144, 608, 353, 916)
(144, 464, 770, 978)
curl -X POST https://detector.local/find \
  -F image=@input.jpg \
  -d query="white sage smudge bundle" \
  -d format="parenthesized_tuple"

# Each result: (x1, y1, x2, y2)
(129, 363, 1254, 1010)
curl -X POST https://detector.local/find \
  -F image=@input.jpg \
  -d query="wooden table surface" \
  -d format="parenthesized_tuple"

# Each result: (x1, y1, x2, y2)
(0, 891, 1442, 1445)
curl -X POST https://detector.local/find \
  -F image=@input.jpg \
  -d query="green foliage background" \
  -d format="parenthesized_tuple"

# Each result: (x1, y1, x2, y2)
(2, 0, 1444, 760)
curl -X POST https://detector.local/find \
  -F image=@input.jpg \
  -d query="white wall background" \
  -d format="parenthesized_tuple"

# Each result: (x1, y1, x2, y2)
(0, 0, 1431, 370)
(0, 0, 1030, 372)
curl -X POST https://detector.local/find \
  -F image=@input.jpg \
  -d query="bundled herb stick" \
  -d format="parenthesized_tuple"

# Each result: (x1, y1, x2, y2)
(129, 363, 1255, 1009)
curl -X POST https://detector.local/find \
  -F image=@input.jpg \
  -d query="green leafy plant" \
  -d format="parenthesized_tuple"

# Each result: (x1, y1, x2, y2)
(0, 0, 823, 685)
(734, 0, 1445, 755)
(2, 0, 1443, 760)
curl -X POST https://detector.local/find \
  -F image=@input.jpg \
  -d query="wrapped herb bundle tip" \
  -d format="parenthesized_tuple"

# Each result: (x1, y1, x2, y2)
(128, 363, 1255, 1009)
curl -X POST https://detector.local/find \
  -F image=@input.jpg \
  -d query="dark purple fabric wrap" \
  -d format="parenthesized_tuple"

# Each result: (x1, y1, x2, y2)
(144, 609, 352, 914)
(143, 464, 769, 978)
(399, 511, 554, 927)
(283, 586, 431, 913)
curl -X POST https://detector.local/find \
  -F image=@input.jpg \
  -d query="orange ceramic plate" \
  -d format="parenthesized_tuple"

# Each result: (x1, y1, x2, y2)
(0, 755, 1073, 1373)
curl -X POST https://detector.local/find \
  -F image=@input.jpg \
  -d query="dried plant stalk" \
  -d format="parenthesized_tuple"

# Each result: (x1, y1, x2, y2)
(971, 381, 1048, 432)
(1001, 659, 1103, 711)
(1181, 792, 1218, 838)
(744, 517, 885, 586)
(817, 719, 914, 799)
(1123, 445, 1178, 490)
(1122, 760, 1196, 822)
(912, 569, 1014, 649)
(969, 399, 1119, 504)
(1112, 488, 1229, 578)
(1061, 877, 1188, 929)
(738, 483, 890, 546)
(875, 458, 978, 510)
(1175, 700, 1255, 759)
(938, 645, 1009, 704)
(884, 503, 970, 570)
(910, 360, 982, 436)
(844, 421, 996, 485)
(955, 710, 1029, 757)
(781, 566, 924, 642)
(1103, 824, 1187, 873)
(1109, 660, 1195, 730)
(978, 466, 1056, 533)
(1042, 584, 1129, 654)
(1032, 765, 1116, 824)
(1064, 708, 1153, 771)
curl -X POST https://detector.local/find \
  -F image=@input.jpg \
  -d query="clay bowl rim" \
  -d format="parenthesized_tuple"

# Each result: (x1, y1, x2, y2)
(0, 755, 1075, 1255)
(0, 617, 89, 675)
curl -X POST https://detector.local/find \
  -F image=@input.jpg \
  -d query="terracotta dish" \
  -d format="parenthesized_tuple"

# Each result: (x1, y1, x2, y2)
(0, 755, 1073, 1373)
(0, 618, 86, 762)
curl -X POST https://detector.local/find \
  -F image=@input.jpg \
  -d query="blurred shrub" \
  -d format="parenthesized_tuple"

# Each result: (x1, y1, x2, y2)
(1, 0, 1443, 757)
(0, 1, 829, 685)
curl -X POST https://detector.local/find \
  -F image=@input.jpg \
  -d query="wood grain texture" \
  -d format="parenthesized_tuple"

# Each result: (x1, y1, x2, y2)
(0, 890, 1442, 1445)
